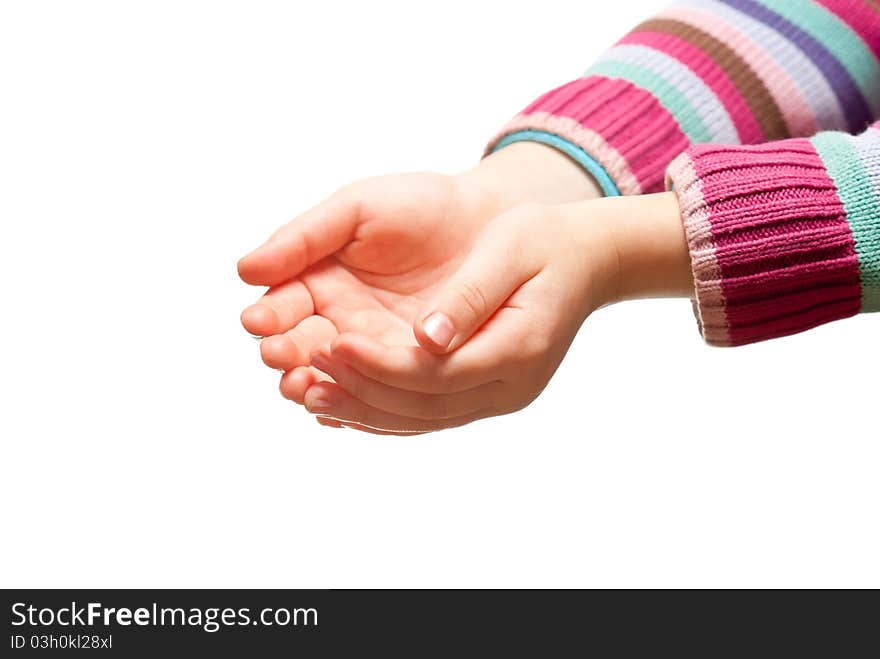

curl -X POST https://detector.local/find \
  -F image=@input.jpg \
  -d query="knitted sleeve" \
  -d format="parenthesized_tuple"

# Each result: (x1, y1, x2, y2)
(666, 121, 880, 346)
(487, 0, 880, 196)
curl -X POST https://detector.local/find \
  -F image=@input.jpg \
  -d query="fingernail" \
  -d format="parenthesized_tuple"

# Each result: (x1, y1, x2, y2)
(247, 332, 262, 341)
(307, 398, 332, 414)
(422, 312, 455, 349)
(311, 350, 331, 372)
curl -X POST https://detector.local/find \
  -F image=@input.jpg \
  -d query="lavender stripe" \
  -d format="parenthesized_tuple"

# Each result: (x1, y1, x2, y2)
(684, 0, 846, 130)
(720, 0, 872, 132)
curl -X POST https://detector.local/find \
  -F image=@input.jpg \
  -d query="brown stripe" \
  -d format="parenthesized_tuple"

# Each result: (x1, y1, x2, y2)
(635, 18, 789, 141)
(867, 0, 880, 14)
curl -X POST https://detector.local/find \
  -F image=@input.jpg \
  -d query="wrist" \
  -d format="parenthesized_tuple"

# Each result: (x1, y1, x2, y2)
(458, 141, 603, 210)
(552, 192, 693, 314)
(598, 192, 694, 304)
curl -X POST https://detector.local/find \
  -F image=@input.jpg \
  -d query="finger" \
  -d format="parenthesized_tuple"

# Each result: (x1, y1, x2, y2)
(316, 416, 345, 429)
(329, 333, 484, 394)
(304, 382, 490, 433)
(260, 315, 337, 371)
(316, 417, 429, 436)
(413, 208, 542, 353)
(310, 346, 501, 420)
(330, 321, 521, 394)
(241, 279, 315, 337)
(238, 192, 359, 286)
(279, 366, 333, 405)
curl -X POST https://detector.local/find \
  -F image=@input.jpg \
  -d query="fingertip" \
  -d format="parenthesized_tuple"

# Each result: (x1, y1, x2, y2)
(260, 334, 303, 370)
(413, 327, 449, 355)
(279, 367, 319, 404)
(238, 244, 287, 286)
(316, 416, 344, 429)
(303, 381, 337, 414)
(237, 251, 264, 285)
(241, 304, 279, 336)
(414, 312, 456, 354)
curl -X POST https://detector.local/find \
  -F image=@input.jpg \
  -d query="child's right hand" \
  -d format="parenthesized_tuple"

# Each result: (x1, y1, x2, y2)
(300, 193, 693, 434)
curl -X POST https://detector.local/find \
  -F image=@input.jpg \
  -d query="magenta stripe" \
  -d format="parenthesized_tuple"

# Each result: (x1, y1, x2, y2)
(619, 31, 763, 143)
(689, 140, 862, 345)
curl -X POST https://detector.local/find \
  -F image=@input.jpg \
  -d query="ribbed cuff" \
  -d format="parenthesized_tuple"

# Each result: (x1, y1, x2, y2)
(486, 76, 690, 195)
(666, 140, 863, 346)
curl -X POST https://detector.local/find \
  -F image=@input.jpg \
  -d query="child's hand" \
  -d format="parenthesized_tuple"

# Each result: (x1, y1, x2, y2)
(299, 193, 692, 434)
(238, 143, 600, 399)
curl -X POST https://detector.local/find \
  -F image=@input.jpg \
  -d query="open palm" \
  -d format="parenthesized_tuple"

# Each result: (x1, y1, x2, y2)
(238, 172, 501, 380)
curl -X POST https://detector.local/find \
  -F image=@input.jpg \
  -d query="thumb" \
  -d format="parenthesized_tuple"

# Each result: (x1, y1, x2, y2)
(414, 217, 539, 354)
(238, 190, 359, 286)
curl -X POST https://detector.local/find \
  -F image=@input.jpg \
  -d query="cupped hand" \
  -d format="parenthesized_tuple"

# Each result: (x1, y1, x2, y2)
(297, 199, 626, 435)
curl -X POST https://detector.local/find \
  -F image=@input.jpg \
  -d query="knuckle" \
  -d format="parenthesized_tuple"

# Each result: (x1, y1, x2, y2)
(454, 281, 489, 323)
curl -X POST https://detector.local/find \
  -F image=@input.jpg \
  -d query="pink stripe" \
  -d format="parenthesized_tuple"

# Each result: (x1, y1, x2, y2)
(666, 152, 731, 346)
(619, 31, 763, 144)
(660, 5, 818, 136)
(523, 77, 689, 193)
(815, 0, 880, 62)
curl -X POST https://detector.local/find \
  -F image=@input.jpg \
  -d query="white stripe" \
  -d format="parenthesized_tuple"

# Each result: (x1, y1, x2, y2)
(597, 44, 739, 142)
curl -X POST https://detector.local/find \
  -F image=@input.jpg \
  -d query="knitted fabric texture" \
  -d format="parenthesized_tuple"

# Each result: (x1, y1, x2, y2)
(488, 0, 880, 195)
(488, 0, 880, 345)
(666, 122, 880, 346)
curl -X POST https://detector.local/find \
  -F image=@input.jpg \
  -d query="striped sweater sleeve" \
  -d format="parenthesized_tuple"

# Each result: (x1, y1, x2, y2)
(487, 0, 880, 196)
(666, 121, 880, 346)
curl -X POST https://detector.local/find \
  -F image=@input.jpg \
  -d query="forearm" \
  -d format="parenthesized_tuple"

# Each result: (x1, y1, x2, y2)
(601, 192, 694, 303)
(585, 119, 880, 347)
(564, 192, 694, 309)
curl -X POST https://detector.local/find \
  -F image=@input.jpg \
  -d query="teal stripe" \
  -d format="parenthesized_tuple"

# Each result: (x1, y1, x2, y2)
(586, 60, 712, 143)
(491, 130, 621, 197)
(755, 0, 880, 114)
(811, 131, 880, 311)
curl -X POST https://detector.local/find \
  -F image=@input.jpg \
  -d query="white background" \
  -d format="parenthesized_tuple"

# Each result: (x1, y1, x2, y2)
(1, 0, 877, 588)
